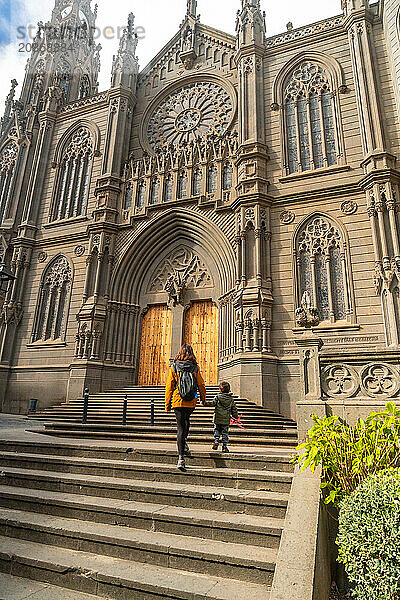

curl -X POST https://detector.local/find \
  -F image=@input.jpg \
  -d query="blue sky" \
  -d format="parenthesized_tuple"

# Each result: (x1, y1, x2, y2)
(0, 0, 341, 109)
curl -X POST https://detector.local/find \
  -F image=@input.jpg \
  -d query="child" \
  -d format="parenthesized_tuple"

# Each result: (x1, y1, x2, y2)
(205, 381, 238, 453)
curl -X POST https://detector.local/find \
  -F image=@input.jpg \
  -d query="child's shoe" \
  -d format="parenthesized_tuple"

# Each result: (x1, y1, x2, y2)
(222, 445, 229, 453)
(212, 440, 219, 450)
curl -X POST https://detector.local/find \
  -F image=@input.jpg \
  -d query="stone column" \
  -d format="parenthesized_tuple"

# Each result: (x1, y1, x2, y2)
(295, 333, 325, 442)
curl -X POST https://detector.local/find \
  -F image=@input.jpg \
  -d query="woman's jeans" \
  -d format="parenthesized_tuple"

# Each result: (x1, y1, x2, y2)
(174, 407, 194, 456)
(214, 424, 229, 445)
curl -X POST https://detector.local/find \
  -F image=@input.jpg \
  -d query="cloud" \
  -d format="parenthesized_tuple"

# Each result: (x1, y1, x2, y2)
(0, 0, 341, 111)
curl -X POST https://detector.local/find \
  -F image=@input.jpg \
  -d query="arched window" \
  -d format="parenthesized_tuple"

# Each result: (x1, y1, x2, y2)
(32, 256, 72, 343)
(178, 171, 188, 199)
(295, 215, 352, 324)
(284, 62, 338, 174)
(55, 59, 71, 102)
(137, 180, 146, 207)
(164, 174, 173, 202)
(52, 127, 93, 222)
(78, 75, 91, 99)
(208, 165, 217, 194)
(123, 184, 133, 210)
(223, 163, 233, 190)
(193, 168, 203, 196)
(0, 143, 18, 223)
(150, 178, 160, 204)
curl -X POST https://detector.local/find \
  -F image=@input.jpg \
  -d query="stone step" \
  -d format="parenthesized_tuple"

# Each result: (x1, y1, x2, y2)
(0, 508, 277, 584)
(0, 441, 294, 472)
(0, 467, 289, 517)
(0, 536, 271, 600)
(35, 426, 298, 447)
(0, 452, 293, 493)
(39, 422, 297, 437)
(0, 573, 109, 600)
(0, 486, 284, 548)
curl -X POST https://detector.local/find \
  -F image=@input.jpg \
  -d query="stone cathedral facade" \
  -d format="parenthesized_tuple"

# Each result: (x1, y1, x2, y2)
(0, 0, 399, 419)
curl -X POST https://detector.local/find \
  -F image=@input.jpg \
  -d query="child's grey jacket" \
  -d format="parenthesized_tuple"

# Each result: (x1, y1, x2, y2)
(204, 393, 239, 425)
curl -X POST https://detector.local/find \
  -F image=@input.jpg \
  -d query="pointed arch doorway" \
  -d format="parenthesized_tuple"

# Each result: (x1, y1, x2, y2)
(184, 300, 219, 385)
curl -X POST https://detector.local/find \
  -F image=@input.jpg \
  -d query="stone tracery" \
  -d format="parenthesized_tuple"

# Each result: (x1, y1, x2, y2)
(146, 82, 233, 150)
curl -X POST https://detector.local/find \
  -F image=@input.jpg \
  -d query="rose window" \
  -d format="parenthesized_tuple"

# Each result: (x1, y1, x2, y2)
(146, 82, 233, 150)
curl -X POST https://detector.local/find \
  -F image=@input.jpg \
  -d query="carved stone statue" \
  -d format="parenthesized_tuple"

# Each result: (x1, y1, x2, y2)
(295, 291, 320, 328)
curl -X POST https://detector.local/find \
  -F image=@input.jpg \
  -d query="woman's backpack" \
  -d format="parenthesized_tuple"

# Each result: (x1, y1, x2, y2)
(173, 362, 199, 402)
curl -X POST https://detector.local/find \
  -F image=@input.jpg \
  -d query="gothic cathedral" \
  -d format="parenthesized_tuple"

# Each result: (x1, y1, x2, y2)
(0, 0, 399, 421)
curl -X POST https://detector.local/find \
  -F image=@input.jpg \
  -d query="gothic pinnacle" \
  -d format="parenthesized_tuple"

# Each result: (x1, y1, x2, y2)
(187, 0, 198, 18)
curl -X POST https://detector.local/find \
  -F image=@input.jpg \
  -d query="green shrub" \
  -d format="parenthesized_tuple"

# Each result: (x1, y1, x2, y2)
(337, 469, 400, 599)
(292, 402, 400, 505)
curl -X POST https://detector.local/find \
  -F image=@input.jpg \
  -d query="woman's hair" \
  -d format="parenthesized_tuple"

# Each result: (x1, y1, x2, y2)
(175, 344, 197, 364)
(219, 381, 231, 393)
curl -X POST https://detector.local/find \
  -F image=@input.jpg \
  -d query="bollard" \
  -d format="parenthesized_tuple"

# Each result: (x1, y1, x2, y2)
(122, 394, 128, 426)
(82, 388, 89, 424)
(150, 398, 155, 426)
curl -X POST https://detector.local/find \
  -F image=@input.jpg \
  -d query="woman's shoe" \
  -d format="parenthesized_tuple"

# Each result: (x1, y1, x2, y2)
(184, 443, 191, 456)
(177, 457, 186, 471)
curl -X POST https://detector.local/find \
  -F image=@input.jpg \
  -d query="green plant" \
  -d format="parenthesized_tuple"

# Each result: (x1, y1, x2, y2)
(337, 468, 400, 599)
(292, 402, 400, 505)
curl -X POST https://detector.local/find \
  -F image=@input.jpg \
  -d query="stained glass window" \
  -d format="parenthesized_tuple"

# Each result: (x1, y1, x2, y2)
(137, 181, 146, 207)
(223, 163, 233, 190)
(123, 184, 133, 210)
(33, 256, 72, 343)
(330, 247, 346, 320)
(150, 178, 160, 204)
(286, 99, 298, 174)
(208, 165, 217, 194)
(297, 215, 349, 324)
(52, 127, 93, 221)
(193, 168, 203, 196)
(178, 172, 188, 199)
(322, 90, 337, 167)
(310, 93, 324, 169)
(165, 175, 173, 202)
(284, 62, 338, 175)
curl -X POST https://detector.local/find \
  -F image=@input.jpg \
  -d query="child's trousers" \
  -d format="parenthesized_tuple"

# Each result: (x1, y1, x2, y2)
(214, 424, 229, 445)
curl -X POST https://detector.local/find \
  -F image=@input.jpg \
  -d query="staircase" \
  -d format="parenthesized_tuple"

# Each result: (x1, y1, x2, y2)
(0, 438, 295, 599)
(28, 385, 298, 448)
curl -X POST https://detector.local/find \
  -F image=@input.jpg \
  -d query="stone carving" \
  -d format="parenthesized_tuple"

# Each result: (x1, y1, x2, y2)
(64, 127, 93, 161)
(298, 216, 342, 255)
(148, 247, 213, 305)
(322, 364, 359, 398)
(360, 363, 400, 400)
(341, 200, 358, 215)
(147, 82, 233, 150)
(43, 256, 72, 288)
(74, 245, 86, 257)
(38, 252, 47, 263)
(295, 291, 320, 328)
(280, 210, 295, 224)
(0, 143, 18, 173)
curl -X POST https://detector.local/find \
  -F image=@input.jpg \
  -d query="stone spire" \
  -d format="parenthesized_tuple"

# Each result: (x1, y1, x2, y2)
(19, 0, 101, 106)
(0, 80, 18, 135)
(111, 13, 139, 88)
(236, 0, 266, 46)
(186, 0, 198, 18)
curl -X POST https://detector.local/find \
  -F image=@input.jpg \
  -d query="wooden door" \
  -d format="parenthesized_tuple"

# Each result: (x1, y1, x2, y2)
(138, 305, 172, 386)
(184, 300, 219, 385)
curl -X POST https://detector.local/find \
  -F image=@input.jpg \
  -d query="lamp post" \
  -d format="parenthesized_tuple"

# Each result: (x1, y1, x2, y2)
(0, 264, 16, 297)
